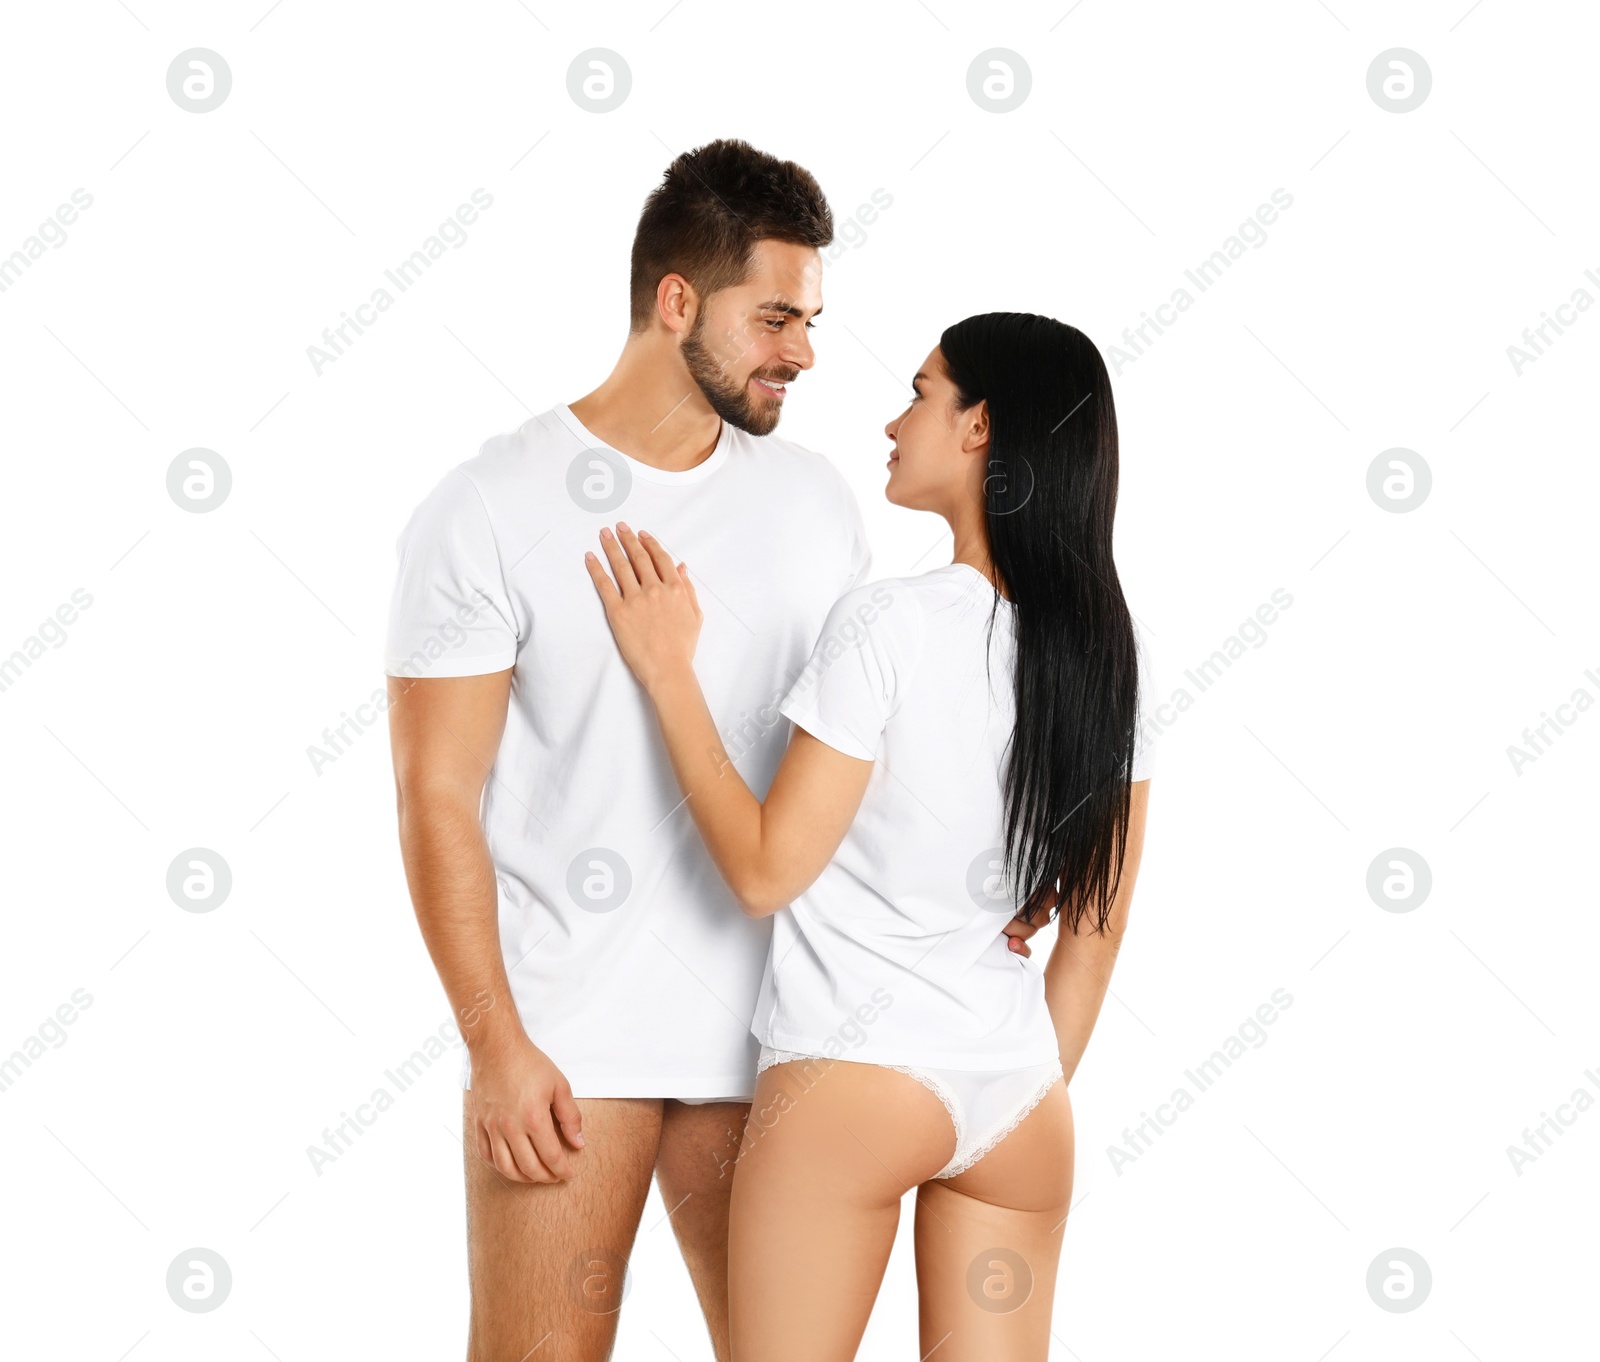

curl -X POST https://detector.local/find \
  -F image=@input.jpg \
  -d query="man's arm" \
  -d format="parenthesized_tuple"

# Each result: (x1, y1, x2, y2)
(1043, 779, 1150, 1085)
(386, 669, 585, 1182)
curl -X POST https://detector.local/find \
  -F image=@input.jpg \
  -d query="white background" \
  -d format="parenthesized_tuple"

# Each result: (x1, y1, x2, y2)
(1, 1, 1595, 1358)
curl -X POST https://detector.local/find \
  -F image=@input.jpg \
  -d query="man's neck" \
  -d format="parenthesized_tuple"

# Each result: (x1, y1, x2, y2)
(568, 339, 722, 473)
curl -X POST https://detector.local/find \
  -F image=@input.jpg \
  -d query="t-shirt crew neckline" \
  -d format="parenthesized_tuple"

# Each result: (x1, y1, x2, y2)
(553, 402, 733, 486)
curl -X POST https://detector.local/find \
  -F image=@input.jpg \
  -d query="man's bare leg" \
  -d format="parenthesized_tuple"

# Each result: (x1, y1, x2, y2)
(465, 1094, 664, 1362)
(653, 1100, 751, 1362)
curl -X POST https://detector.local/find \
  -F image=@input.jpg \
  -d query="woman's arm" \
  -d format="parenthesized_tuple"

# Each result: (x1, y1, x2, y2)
(585, 523, 873, 916)
(1043, 779, 1149, 1084)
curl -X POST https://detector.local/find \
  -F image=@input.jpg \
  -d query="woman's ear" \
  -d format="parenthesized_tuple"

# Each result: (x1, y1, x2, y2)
(961, 398, 991, 455)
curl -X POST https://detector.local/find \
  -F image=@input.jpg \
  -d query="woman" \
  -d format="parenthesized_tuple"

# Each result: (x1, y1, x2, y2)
(583, 312, 1153, 1361)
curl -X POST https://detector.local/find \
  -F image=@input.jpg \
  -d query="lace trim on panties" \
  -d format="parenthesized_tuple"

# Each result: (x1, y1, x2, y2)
(759, 1047, 968, 1166)
(881, 1062, 966, 1164)
(757, 1047, 1063, 1181)
(936, 1061, 1064, 1180)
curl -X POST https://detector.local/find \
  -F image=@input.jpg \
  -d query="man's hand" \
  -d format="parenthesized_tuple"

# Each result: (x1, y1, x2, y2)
(1003, 914, 1045, 958)
(467, 1034, 586, 1182)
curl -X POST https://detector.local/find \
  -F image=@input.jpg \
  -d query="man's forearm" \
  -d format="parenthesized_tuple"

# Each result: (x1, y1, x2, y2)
(396, 790, 525, 1057)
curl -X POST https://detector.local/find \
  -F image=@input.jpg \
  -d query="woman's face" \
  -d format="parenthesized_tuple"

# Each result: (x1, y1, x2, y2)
(883, 345, 988, 512)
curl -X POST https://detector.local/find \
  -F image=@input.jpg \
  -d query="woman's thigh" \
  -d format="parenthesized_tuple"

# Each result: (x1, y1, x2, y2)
(728, 1056, 958, 1362)
(914, 1079, 1075, 1362)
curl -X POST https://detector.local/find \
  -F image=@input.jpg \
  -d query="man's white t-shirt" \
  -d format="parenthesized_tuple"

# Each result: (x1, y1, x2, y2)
(755, 563, 1156, 1070)
(385, 405, 870, 1098)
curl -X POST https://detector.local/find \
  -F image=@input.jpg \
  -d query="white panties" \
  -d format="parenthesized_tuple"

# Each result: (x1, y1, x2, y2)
(757, 1044, 1064, 1180)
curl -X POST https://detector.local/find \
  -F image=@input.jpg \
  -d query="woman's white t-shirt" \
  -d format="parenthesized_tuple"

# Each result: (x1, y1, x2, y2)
(754, 563, 1155, 1070)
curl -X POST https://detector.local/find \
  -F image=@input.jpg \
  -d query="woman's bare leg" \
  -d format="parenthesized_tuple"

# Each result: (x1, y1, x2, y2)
(727, 1057, 958, 1362)
(913, 1080, 1074, 1361)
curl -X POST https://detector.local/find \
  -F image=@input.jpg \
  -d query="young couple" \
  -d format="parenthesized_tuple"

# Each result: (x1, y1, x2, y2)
(384, 138, 1153, 1362)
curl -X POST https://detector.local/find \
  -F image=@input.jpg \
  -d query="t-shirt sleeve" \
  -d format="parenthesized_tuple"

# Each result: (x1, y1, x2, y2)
(384, 469, 521, 678)
(777, 582, 916, 762)
(1131, 622, 1160, 782)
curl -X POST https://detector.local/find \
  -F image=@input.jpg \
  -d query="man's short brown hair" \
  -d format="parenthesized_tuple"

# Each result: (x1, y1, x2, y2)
(629, 139, 833, 332)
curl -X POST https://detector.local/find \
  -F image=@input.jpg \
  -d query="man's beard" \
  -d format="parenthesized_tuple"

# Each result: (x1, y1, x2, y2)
(680, 312, 794, 437)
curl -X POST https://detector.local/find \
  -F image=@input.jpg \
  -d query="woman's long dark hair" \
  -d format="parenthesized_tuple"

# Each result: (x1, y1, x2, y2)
(940, 312, 1139, 936)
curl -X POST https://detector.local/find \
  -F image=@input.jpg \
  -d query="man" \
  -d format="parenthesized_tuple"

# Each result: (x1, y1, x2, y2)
(383, 139, 869, 1361)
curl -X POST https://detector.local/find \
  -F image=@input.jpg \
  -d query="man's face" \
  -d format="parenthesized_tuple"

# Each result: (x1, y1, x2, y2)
(680, 239, 822, 436)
